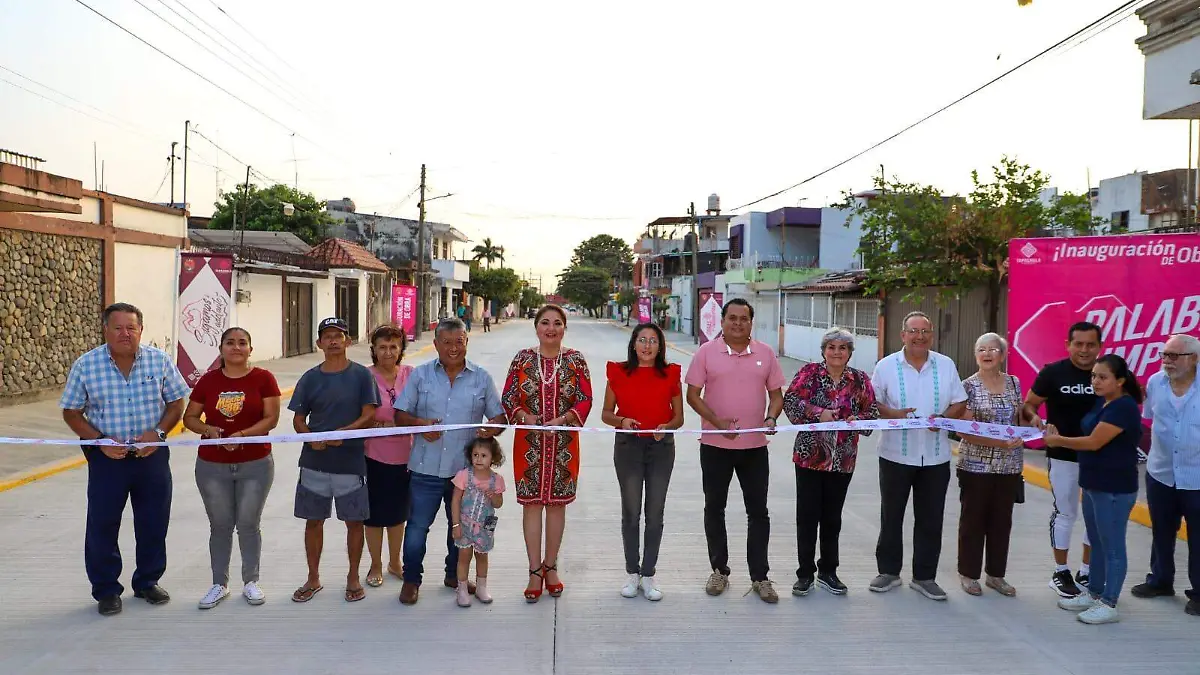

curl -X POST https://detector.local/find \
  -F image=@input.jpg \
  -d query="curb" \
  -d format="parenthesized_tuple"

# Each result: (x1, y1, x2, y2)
(0, 342, 436, 494)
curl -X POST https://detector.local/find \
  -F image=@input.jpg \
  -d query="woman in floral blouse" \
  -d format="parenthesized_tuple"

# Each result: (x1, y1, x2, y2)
(955, 332, 1027, 598)
(782, 327, 879, 597)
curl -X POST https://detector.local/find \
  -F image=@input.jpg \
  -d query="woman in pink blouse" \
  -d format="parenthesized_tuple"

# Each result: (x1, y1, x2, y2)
(782, 327, 879, 597)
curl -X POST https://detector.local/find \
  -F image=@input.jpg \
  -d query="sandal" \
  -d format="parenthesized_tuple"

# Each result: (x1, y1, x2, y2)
(986, 576, 1017, 597)
(387, 565, 404, 581)
(345, 586, 366, 602)
(544, 562, 564, 598)
(366, 573, 384, 588)
(291, 584, 323, 603)
(960, 575, 982, 596)
(524, 565, 545, 603)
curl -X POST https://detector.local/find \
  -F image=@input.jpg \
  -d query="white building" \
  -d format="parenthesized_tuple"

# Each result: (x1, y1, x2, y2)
(1136, 0, 1200, 120)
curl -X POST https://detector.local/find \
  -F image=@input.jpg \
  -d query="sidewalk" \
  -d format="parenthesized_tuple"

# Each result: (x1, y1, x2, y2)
(0, 318, 516, 491)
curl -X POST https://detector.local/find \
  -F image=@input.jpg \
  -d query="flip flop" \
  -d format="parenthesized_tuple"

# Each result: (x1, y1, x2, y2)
(366, 574, 384, 588)
(292, 585, 323, 603)
(345, 586, 366, 602)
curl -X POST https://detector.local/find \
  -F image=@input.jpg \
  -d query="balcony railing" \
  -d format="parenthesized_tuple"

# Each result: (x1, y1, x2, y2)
(728, 253, 818, 271)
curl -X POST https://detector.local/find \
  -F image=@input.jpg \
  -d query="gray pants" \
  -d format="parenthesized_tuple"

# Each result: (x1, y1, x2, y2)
(614, 435, 675, 577)
(195, 456, 275, 586)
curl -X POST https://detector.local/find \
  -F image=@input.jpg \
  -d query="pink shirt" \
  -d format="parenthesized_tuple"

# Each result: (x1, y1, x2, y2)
(365, 365, 415, 465)
(452, 468, 507, 493)
(684, 337, 786, 450)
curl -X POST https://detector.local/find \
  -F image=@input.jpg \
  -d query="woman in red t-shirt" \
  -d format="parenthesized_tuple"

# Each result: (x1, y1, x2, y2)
(601, 322, 684, 602)
(183, 327, 281, 610)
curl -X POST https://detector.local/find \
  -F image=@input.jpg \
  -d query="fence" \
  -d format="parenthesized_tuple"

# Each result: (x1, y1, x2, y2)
(882, 284, 1009, 377)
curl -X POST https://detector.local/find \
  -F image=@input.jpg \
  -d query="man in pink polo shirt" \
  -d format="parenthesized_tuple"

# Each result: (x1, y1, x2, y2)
(685, 298, 786, 603)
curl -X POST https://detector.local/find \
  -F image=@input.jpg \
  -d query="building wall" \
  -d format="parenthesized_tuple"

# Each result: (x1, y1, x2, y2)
(1140, 21, 1200, 119)
(313, 276, 336, 331)
(231, 273, 284, 362)
(1095, 173, 1151, 232)
(113, 203, 185, 237)
(819, 207, 866, 271)
(113, 242, 178, 352)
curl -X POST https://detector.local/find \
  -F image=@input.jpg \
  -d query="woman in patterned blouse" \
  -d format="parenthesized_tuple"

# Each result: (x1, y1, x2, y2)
(781, 327, 879, 597)
(955, 332, 1027, 598)
(501, 305, 593, 602)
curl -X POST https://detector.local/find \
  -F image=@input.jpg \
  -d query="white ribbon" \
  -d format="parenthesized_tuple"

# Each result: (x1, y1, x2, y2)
(0, 417, 1042, 449)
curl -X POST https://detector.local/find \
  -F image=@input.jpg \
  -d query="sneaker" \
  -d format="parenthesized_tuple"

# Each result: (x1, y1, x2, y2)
(1077, 602, 1120, 625)
(1130, 582, 1175, 599)
(1186, 599, 1199, 616)
(746, 579, 778, 604)
(1057, 594, 1096, 611)
(243, 581, 265, 606)
(869, 574, 902, 593)
(198, 585, 229, 610)
(620, 574, 640, 599)
(817, 572, 848, 596)
(1075, 571, 1090, 590)
(705, 571, 729, 596)
(640, 576, 663, 602)
(792, 576, 814, 597)
(909, 579, 947, 601)
(1049, 570, 1082, 598)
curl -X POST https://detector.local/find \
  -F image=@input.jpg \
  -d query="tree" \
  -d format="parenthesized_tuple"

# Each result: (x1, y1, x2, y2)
(616, 288, 638, 325)
(846, 156, 1086, 333)
(1047, 192, 1110, 236)
(570, 234, 633, 279)
(465, 265, 521, 313)
(556, 265, 610, 317)
(520, 286, 545, 313)
(471, 237, 502, 268)
(208, 183, 335, 245)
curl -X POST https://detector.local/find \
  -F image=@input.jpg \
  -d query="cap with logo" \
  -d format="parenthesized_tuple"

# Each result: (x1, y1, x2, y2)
(318, 317, 350, 335)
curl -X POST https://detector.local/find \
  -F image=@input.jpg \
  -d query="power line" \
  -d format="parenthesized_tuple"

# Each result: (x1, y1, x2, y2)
(188, 127, 282, 184)
(72, 0, 296, 136)
(204, 0, 307, 82)
(731, 0, 1144, 211)
(150, 158, 173, 200)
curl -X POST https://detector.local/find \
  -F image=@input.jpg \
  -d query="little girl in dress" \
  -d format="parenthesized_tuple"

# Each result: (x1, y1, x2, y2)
(451, 437, 506, 607)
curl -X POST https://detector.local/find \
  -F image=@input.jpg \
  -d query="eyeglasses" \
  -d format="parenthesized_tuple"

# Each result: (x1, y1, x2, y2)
(1162, 351, 1196, 361)
(904, 328, 933, 336)
(636, 338, 660, 345)
(975, 347, 1002, 354)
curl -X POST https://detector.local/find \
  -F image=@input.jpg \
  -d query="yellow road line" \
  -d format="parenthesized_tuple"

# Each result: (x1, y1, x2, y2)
(0, 343, 437, 494)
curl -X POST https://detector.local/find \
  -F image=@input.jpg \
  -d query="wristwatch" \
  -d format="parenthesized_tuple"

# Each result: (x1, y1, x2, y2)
(154, 427, 167, 442)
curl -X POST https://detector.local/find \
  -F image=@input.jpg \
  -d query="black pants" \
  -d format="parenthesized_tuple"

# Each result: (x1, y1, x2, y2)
(614, 435, 675, 577)
(876, 458, 950, 581)
(956, 470, 1020, 579)
(84, 446, 173, 600)
(1145, 474, 1200, 601)
(701, 445, 770, 581)
(794, 466, 853, 579)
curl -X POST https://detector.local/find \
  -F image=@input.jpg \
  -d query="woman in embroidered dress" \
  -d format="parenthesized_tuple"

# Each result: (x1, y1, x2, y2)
(955, 332, 1027, 598)
(502, 304, 593, 602)
(781, 327, 878, 597)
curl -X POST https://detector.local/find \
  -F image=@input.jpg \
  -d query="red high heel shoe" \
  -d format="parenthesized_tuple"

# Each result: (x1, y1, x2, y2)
(544, 562, 564, 597)
(524, 565, 545, 603)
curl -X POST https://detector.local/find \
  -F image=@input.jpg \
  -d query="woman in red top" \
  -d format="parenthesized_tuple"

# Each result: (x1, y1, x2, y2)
(183, 327, 281, 610)
(601, 322, 684, 601)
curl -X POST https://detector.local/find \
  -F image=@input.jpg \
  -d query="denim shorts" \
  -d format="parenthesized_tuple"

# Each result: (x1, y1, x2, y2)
(294, 467, 369, 522)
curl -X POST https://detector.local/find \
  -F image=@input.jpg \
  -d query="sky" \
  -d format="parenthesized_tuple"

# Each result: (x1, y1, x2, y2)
(0, 0, 1192, 292)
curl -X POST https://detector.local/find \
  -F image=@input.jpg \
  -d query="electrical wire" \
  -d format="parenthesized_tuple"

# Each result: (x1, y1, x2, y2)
(731, 0, 1143, 211)
(0, 66, 169, 144)
(205, 0, 307, 81)
(188, 127, 282, 184)
(150, 158, 173, 200)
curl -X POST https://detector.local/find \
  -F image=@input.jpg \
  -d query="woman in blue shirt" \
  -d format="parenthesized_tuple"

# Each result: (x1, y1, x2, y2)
(1044, 354, 1143, 625)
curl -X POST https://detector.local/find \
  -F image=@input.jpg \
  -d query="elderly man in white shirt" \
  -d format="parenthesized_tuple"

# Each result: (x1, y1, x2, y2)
(1130, 333, 1200, 617)
(869, 311, 968, 601)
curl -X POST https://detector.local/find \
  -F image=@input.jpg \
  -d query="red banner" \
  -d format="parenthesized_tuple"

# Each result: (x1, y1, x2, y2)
(177, 253, 234, 387)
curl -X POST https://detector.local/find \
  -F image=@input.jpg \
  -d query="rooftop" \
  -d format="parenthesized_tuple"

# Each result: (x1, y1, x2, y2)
(306, 237, 390, 273)
(187, 228, 312, 255)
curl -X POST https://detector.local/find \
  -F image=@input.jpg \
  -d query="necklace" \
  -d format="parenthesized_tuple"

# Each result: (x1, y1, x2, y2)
(536, 348, 562, 386)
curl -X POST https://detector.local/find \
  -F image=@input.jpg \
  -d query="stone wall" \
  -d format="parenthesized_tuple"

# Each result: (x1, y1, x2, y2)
(0, 229, 102, 399)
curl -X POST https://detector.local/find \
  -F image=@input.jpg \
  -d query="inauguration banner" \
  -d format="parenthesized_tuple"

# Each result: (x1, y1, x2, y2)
(176, 253, 234, 387)
(391, 284, 417, 340)
(1008, 233, 1200, 394)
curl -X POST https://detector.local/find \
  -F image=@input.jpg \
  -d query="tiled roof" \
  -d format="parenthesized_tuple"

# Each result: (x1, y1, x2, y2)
(306, 238, 390, 273)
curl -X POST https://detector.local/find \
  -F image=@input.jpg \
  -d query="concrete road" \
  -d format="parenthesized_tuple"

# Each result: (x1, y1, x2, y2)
(0, 318, 1193, 674)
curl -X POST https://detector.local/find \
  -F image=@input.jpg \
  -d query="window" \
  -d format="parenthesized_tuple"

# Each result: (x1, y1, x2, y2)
(833, 298, 879, 337)
(1110, 211, 1130, 232)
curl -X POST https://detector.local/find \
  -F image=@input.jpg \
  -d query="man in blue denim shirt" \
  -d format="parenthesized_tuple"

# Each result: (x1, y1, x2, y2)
(1131, 333, 1200, 617)
(394, 317, 506, 605)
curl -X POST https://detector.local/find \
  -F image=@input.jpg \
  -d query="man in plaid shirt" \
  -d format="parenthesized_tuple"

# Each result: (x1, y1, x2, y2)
(60, 302, 190, 616)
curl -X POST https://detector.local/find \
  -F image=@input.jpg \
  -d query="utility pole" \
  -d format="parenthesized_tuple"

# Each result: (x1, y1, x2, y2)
(239, 165, 251, 249)
(415, 163, 427, 340)
(182, 120, 189, 213)
(169, 142, 179, 205)
(689, 201, 700, 344)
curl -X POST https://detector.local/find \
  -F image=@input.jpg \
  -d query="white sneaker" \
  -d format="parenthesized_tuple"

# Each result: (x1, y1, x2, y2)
(199, 585, 229, 609)
(1057, 594, 1096, 612)
(1077, 602, 1120, 624)
(641, 576, 663, 601)
(243, 581, 265, 606)
(620, 574, 640, 598)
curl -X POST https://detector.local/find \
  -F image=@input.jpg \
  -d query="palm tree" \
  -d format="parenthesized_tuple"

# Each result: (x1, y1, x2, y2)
(471, 237, 501, 268)
(498, 245, 505, 270)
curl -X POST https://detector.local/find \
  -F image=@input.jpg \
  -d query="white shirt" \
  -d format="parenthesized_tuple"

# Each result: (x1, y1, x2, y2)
(870, 349, 967, 467)
(1142, 370, 1200, 490)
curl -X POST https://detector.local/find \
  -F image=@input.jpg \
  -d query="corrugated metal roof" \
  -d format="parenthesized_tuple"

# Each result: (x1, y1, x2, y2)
(187, 229, 312, 254)
(787, 270, 869, 293)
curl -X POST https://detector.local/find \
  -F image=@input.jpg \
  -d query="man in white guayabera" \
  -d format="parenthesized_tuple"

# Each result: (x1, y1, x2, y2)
(1023, 321, 1102, 599)
(869, 311, 968, 602)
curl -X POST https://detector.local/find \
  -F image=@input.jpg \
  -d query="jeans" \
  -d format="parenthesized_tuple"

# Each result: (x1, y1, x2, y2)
(956, 470, 1020, 580)
(83, 446, 173, 601)
(795, 466, 853, 579)
(614, 435, 675, 577)
(1081, 488, 1137, 607)
(700, 445, 770, 581)
(195, 455, 275, 586)
(876, 458, 950, 581)
(1144, 475, 1200, 601)
(402, 471, 456, 585)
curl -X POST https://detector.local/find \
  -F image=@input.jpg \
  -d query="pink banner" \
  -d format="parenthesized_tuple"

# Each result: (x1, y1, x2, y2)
(391, 284, 417, 340)
(177, 253, 234, 387)
(636, 296, 652, 324)
(1008, 234, 1200, 390)
(697, 291, 724, 345)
